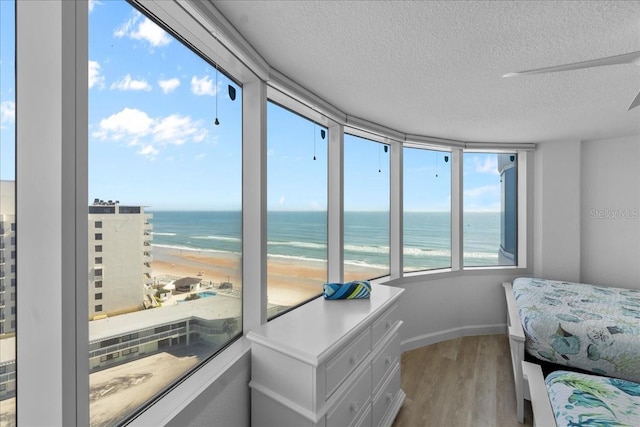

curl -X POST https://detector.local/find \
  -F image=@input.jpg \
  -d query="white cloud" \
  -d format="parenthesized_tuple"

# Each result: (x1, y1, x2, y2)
(114, 12, 170, 47)
(193, 129, 208, 143)
(93, 107, 209, 160)
(88, 0, 100, 13)
(279, 195, 285, 205)
(195, 153, 207, 160)
(471, 156, 499, 174)
(153, 114, 202, 145)
(138, 144, 159, 159)
(93, 108, 154, 143)
(110, 74, 152, 91)
(158, 78, 180, 94)
(114, 12, 137, 38)
(1, 101, 15, 128)
(191, 75, 220, 96)
(88, 60, 105, 89)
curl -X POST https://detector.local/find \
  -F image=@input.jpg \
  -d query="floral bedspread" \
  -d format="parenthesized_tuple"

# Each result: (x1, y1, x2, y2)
(546, 370, 640, 427)
(513, 277, 640, 382)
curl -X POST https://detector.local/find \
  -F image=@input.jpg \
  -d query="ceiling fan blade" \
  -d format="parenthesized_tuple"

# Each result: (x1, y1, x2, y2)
(628, 90, 640, 111)
(503, 50, 640, 77)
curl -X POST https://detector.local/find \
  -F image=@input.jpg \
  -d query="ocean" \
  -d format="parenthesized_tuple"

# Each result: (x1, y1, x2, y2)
(148, 211, 504, 274)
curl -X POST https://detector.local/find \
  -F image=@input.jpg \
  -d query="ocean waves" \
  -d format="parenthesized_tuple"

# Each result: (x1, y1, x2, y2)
(149, 211, 504, 272)
(192, 235, 242, 243)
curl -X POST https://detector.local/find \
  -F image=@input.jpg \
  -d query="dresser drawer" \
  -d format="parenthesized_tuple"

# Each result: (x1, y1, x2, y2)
(326, 365, 372, 427)
(325, 327, 372, 398)
(372, 304, 399, 347)
(372, 330, 400, 393)
(353, 402, 372, 427)
(372, 363, 400, 427)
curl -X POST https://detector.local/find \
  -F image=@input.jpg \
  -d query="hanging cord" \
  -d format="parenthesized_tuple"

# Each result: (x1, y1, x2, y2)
(214, 65, 220, 125)
(313, 123, 316, 160)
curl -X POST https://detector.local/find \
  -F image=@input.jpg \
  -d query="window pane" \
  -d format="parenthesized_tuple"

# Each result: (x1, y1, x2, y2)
(0, 0, 16, 422)
(266, 101, 327, 319)
(89, 2, 242, 424)
(403, 148, 451, 272)
(344, 134, 390, 280)
(463, 152, 517, 267)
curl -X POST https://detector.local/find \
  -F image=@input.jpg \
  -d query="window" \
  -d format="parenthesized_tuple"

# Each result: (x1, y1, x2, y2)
(88, 1, 243, 424)
(403, 147, 452, 272)
(122, 347, 139, 356)
(121, 333, 138, 342)
(266, 101, 328, 318)
(94, 257, 102, 264)
(343, 134, 390, 280)
(463, 152, 517, 267)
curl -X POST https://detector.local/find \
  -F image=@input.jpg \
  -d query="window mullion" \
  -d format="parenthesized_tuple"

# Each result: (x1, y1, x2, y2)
(327, 122, 344, 283)
(389, 141, 403, 279)
(451, 148, 463, 271)
(243, 79, 268, 328)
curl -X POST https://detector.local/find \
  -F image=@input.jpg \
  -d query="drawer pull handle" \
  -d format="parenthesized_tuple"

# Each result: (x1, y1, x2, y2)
(350, 401, 360, 413)
(385, 355, 393, 365)
(350, 353, 360, 364)
(386, 392, 394, 403)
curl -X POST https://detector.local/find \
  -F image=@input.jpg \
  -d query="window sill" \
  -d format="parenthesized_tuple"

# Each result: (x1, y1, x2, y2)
(379, 265, 531, 287)
(128, 336, 251, 426)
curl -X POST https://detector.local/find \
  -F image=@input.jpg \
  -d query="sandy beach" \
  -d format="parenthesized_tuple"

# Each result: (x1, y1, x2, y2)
(151, 245, 386, 307)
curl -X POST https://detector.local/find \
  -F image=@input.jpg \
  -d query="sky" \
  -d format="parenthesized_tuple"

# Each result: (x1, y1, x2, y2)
(0, 0, 507, 212)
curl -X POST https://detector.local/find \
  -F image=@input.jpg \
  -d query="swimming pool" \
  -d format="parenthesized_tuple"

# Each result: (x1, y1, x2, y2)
(197, 291, 217, 298)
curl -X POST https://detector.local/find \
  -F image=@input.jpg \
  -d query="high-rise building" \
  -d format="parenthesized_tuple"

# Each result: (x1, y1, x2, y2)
(88, 200, 153, 319)
(0, 180, 16, 335)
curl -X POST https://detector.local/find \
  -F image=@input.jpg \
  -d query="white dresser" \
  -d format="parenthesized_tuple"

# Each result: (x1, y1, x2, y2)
(248, 284, 405, 427)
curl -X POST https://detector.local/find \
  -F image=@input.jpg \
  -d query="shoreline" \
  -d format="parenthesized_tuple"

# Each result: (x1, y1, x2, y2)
(151, 245, 387, 307)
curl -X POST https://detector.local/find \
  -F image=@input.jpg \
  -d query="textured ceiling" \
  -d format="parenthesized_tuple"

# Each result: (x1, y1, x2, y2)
(212, 1, 640, 143)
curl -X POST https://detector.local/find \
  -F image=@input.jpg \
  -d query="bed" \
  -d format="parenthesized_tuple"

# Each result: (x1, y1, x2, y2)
(503, 278, 640, 423)
(523, 361, 640, 427)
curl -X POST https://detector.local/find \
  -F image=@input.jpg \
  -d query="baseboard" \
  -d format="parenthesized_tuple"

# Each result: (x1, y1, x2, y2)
(400, 323, 507, 353)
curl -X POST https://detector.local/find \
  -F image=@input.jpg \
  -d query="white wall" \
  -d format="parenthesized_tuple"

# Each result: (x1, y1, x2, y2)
(395, 272, 525, 352)
(533, 135, 640, 288)
(581, 135, 640, 288)
(533, 139, 582, 282)
(168, 352, 251, 427)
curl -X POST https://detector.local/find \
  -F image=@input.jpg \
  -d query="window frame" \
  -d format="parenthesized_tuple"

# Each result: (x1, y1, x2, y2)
(264, 98, 331, 319)
(402, 146, 453, 274)
(14, 1, 533, 426)
(342, 130, 393, 280)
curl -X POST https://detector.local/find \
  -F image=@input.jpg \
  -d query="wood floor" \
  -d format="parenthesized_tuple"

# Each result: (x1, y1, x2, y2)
(392, 334, 533, 427)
